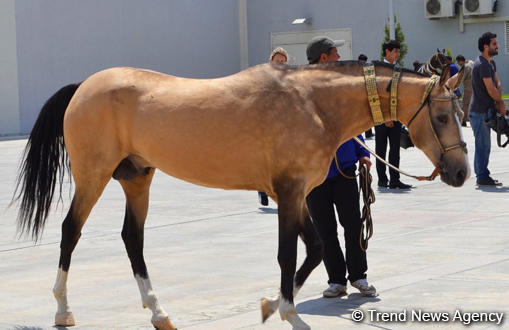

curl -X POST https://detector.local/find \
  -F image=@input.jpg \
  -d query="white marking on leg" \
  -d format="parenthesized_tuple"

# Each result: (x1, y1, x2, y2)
(261, 283, 300, 323)
(53, 268, 70, 314)
(279, 298, 310, 330)
(53, 268, 75, 326)
(135, 274, 168, 323)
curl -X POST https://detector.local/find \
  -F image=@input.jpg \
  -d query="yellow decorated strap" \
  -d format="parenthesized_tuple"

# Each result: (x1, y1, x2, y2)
(390, 71, 401, 121)
(421, 74, 440, 104)
(363, 64, 384, 125)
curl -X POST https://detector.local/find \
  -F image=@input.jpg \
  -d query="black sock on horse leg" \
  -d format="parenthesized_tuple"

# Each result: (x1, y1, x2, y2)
(294, 217, 323, 291)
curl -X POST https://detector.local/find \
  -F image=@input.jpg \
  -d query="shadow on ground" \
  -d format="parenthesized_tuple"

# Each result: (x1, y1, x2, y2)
(297, 293, 381, 318)
(258, 207, 278, 214)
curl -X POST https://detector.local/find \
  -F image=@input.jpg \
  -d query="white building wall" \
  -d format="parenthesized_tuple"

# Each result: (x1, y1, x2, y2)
(13, 0, 240, 134)
(0, 0, 20, 136)
(6, 0, 509, 135)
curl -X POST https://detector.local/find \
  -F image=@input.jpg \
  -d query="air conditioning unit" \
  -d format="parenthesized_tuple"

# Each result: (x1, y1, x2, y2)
(463, 0, 495, 15)
(425, 0, 455, 19)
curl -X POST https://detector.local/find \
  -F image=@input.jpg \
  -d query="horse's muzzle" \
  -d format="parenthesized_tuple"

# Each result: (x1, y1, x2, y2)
(439, 161, 469, 187)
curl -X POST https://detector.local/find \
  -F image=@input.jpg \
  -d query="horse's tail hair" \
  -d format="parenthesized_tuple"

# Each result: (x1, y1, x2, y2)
(12, 83, 81, 241)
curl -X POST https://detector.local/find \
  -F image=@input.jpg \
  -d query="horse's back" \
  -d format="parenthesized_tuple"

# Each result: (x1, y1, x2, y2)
(63, 66, 329, 192)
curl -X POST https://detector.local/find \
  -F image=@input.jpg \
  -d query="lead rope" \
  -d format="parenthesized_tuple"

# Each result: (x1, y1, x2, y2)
(359, 163, 374, 251)
(334, 155, 375, 251)
(334, 155, 357, 179)
(353, 137, 441, 181)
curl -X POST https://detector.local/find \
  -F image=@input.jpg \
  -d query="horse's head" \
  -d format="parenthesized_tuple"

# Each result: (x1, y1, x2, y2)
(407, 68, 470, 187)
(418, 52, 449, 76)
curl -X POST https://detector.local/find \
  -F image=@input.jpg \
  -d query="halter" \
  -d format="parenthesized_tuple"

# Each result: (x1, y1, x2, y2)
(361, 66, 467, 181)
(407, 74, 468, 156)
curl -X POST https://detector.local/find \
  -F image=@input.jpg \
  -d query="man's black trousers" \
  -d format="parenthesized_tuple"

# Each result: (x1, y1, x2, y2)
(375, 121, 402, 184)
(306, 166, 367, 285)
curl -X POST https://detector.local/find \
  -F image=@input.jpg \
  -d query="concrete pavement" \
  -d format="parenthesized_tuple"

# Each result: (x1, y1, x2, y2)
(0, 125, 508, 330)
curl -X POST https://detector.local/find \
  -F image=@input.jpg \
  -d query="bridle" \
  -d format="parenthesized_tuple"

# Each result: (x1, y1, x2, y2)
(358, 65, 467, 181)
(407, 74, 468, 157)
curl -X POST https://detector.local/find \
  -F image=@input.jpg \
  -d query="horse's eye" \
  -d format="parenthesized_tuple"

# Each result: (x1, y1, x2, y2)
(437, 115, 448, 124)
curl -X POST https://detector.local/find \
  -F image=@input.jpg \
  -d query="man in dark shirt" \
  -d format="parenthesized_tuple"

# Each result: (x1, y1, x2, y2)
(469, 32, 506, 186)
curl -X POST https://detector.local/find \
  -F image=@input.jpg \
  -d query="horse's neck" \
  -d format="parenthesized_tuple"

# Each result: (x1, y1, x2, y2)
(307, 72, 387, 149)
(299, 67, 426, 152)
(395, 76, 428, 125)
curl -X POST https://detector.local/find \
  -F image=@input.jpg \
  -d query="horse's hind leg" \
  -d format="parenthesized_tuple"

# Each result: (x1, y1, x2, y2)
(294, 208, 323, 294)
(261, 207, 323, 324)
(53, 173, 111, 326)
(262, 179, 311, 329)
(119, 169, 176, 330)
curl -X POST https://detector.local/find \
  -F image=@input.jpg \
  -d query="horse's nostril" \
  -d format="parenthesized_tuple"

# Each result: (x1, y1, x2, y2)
(456, 169, 466, 182)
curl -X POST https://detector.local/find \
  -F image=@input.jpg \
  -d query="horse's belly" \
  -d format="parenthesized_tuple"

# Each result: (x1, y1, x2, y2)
(137, 136, 268, 192)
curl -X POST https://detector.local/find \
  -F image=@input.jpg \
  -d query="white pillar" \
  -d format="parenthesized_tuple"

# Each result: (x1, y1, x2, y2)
(389, 0, 395, 39)
(0, 0, 20, 135)
(238, 0, 249, 70)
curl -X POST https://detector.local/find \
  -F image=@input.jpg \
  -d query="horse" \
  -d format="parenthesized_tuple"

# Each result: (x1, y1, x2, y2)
(418, 51, 466, 122)
(13, 60, 468, 329)
(418, 51, 449, 76)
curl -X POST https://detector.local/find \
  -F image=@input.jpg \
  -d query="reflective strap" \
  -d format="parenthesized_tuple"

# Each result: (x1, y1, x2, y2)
(363, 64, 384, 125)
(390, 71, 400, 121)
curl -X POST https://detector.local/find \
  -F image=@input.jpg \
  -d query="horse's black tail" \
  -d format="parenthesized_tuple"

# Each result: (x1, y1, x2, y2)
(13, 83, 81, 241)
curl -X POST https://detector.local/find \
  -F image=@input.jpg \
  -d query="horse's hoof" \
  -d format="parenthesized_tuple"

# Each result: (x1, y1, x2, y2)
(261, 297, 278, 323)
(55, 311, 75, 326)
(152, 317, 177, 330)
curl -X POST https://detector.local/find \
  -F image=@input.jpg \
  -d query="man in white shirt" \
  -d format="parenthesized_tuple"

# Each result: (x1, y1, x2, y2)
(375, 40, 412, 189)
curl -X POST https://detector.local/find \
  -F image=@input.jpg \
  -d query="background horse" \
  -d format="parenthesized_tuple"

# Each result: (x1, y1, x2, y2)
(14, 61, 467, 329)
(418, 51, 449, 76)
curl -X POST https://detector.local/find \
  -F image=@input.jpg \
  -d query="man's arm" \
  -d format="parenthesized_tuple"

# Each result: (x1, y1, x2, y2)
(494, 72, 502, 91)
(482, 77, 506, 115)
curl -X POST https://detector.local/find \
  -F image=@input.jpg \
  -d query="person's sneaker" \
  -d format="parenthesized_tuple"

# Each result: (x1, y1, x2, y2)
(476, 177, 503, 187)
(322, 283, 347, 298)
(351, 279, 377, 297)
(378, 180, 389, 188)
(258, 192, 269, 206)
(389, 181, 412, 189)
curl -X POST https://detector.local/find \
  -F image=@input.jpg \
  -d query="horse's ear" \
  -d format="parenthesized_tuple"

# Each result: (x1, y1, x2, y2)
(446, 66, 465, 90)
(439, 64, 450, 86)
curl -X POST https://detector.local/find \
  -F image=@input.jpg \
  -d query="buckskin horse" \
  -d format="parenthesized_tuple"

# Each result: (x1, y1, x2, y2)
(14, 60, 468, 329)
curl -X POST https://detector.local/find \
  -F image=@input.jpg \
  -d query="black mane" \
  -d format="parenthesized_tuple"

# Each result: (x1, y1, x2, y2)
(272, 60, 429, 78)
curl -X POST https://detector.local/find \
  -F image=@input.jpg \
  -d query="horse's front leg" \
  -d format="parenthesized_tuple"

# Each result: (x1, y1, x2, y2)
(264, 180, 310, 329)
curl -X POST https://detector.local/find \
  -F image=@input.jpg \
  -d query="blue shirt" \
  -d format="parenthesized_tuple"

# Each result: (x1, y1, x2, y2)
(449, 63, 458, 77)
(327, 135, 370, 178)
(470, 56, 497, 113)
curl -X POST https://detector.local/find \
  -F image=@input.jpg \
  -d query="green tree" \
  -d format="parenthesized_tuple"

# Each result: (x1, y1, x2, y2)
(446, 48, 454, 63)
(380, 17, 408, 67)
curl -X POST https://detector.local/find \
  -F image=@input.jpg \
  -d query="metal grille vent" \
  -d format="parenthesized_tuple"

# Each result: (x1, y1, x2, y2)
(426, 0, 441, 15)
(465, 0, 480, 12)
(506, 21, 509, 54)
